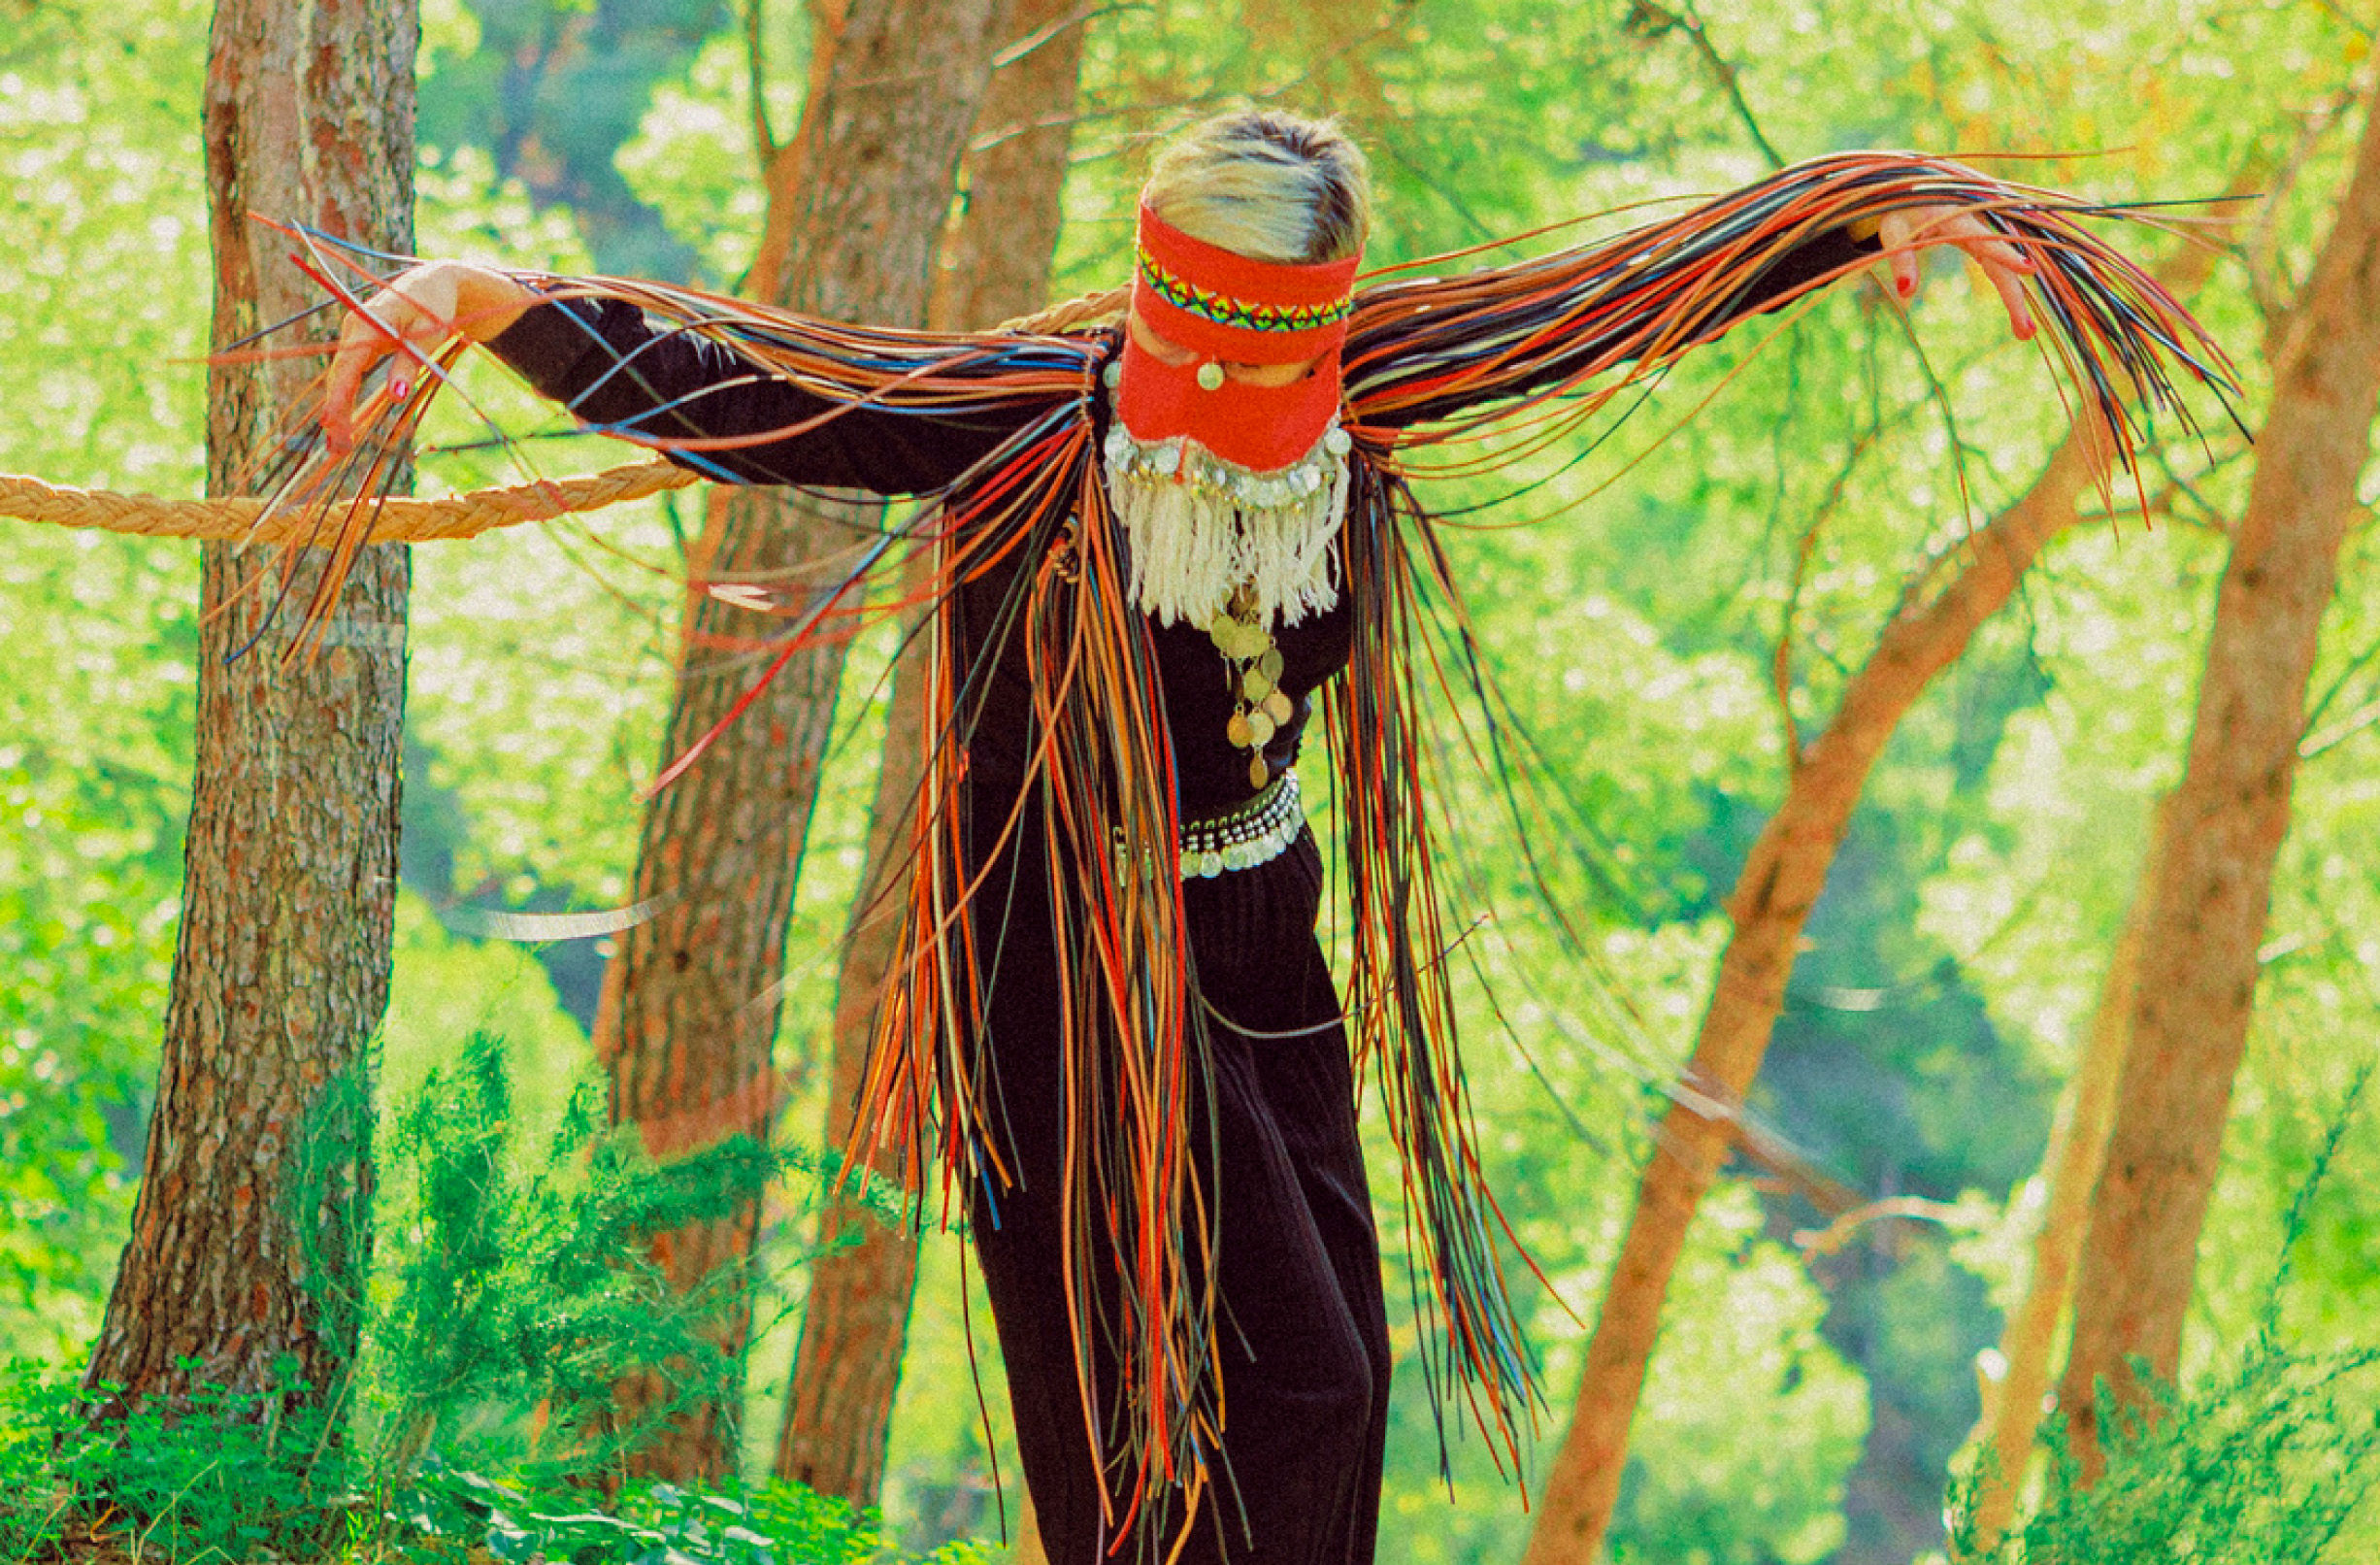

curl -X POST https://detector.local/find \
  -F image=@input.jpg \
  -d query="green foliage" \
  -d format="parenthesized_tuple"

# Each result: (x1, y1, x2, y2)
(0, 1357, 356, 1563)
(417, 0, 734, 280)
(398, 1467, 995, 1565)
(1949, 1075, 2380, 1563)
(363, 1032, 774, 1480)
(12, 1, 2380, 1561)
(1946, 1341, 2380, 1565)
(0, 725, 181, 1357)
(0, 0, 210, 1363)
(1607, 1207, 1871, 1565)
(0, 1358, 995, 1565)
(363, 1031, 911, 1482)
(0, 1035, 980, 1565)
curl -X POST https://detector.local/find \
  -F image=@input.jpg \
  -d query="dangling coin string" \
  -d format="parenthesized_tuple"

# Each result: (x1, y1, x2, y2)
(1204, 583, 1296, 790)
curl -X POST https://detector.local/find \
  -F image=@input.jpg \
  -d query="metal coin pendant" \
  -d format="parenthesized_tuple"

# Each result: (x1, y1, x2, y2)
(1249, 753, 1272, 789)
(1262, 690, 1294, 723)
(1242, 667, 1274, 702)
(1245, 711, 1276, 747)
(1227, 712, 1254, 748)
(1196, 362, 1225, 391)
(1259, 649, 1284, 679)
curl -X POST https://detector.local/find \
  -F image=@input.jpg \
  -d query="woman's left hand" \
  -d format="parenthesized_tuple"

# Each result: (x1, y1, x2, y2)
(1873, 205, 2037, 342)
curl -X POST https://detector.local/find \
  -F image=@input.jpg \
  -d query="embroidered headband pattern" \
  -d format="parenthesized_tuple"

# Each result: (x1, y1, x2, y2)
(1135, 244, 1355, 334)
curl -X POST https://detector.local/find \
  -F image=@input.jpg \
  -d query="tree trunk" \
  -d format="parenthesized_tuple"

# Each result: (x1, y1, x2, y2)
(767, 634, 927, 1503)
(1521, 439, 2107, 1565)
(1012, 1490, 1049, 1565)
(84, 0, 416, 1415)
(1519, 173, 2253, 1561)
(1961, 797, 2166, 1544)
(603, 0, 999, 1482)
(1521, 204, 2240, 1557)
(2057, 81, 2380, 1475)
(773, 0, 1086, 1507)
(928, 0, 1090, 338)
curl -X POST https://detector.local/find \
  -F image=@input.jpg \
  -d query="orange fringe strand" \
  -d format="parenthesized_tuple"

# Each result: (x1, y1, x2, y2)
(287, 150, 2232, 1546)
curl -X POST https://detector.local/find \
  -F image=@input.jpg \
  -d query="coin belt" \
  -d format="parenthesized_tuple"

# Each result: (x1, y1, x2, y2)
(1113, 769, 1306, 882)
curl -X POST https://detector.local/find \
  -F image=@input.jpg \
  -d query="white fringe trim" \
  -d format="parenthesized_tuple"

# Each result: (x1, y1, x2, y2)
(1102, 421, 1352, 629)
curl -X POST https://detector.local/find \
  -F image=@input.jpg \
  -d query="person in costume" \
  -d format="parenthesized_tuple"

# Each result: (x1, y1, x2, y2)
(320, 110, 2214, 1564)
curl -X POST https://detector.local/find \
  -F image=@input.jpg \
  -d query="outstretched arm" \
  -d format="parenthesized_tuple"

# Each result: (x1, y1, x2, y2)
(322, 260, 1078, 496)
(1341, 152, 2205, 443)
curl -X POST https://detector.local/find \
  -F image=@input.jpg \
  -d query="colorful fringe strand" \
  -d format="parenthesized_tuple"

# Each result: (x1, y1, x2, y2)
(290, 150, 2233, 1551)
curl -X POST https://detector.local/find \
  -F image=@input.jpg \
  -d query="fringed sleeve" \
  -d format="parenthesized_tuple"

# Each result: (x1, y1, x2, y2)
(1311, 150, 2233, 1490)
(484, 284, 1090, 495)
(1342, 150, 2231, 452)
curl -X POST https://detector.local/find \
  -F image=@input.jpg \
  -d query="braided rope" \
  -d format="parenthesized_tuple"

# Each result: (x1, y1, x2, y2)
(995, 284, 1127, 336)
(0, 458, 703, 545)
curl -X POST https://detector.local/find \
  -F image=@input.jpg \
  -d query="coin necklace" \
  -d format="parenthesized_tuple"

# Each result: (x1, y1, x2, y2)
(1207, 583, 1295, 790)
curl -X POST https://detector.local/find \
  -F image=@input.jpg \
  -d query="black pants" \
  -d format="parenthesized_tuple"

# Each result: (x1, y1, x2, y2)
(969, 826, 1392, 1563)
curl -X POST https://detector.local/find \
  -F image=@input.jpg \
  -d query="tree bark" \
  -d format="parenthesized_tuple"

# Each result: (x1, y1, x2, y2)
(602, 0, 1000, 1482)
(1521, 201, 2240, 1557)
(85, 0, 416, 1414)
(927, 0, 1090, 338)
(1520, 437, 2108, 1565)
(2057, 81, 2380, 1476)
(1961, 797, 2166, 1544)
(773, 0, 1086, 1508)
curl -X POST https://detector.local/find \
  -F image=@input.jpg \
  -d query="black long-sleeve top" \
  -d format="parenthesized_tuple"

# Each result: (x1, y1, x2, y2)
(483, 223, 1869, 815)
(487, 306, 1355, 814)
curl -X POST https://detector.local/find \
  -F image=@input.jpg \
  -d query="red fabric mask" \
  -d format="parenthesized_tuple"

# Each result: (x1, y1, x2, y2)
(1116, 204, 1360, 474)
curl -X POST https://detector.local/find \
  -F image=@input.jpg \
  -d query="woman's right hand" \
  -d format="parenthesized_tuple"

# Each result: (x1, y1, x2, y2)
(1870, 206, 2037, 342)
(321, 259, 537, 451)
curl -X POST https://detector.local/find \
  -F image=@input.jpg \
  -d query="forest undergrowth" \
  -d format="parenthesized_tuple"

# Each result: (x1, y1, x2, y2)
(1941, 1075, 2380, 1565)
(0, 1036, 993, 1565)
(1, 1042, 2370, 1565)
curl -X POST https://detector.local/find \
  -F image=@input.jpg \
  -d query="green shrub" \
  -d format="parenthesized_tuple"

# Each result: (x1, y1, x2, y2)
(1946, 1336, 2380, 1564)
(1949, 1071, 2380, 1562)
(0, 1361, 996, 1565)
(363, 1032, 772, 1481)
(393, 1464, 997, 1565)
(0, 1356, 358, 1563)
(0, 1034, 968, 1565)
(359, 1031, 908, 1488)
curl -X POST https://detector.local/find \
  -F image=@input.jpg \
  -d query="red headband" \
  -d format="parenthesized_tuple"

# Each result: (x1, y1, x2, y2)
(1130, 204, 1360, 363)
(1115, 204, 1360, 472)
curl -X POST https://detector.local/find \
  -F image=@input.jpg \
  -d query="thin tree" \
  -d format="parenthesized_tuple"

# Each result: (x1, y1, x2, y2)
(1519, 220, 2234, 1564)
(1959, 797, 2166, 1543)
(1955, 156, 2265, 1538)
(773, 0, 1089, 1508)
(2057, 74, 2380, 1475)
(84, 0, 416, 1413)
(599, 0, 1000, 1481)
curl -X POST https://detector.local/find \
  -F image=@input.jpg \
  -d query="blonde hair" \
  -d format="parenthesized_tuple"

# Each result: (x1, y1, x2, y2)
(1141, 109, 1372, 266)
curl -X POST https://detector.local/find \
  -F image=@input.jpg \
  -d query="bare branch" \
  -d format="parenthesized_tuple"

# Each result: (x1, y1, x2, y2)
(746, 0, 777, 165)
(2302, 610, 2380, 735)
(2299, 697, 2380, 760)
(2250, 96, 2352, 348)
(1774, 428, 1887, 771)
(1794, 1196, 1966, 1259)
(1625, 0, 1785, 170)
(1731, 1120, 1862, 1220)
(989, 0, 1110, 70)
